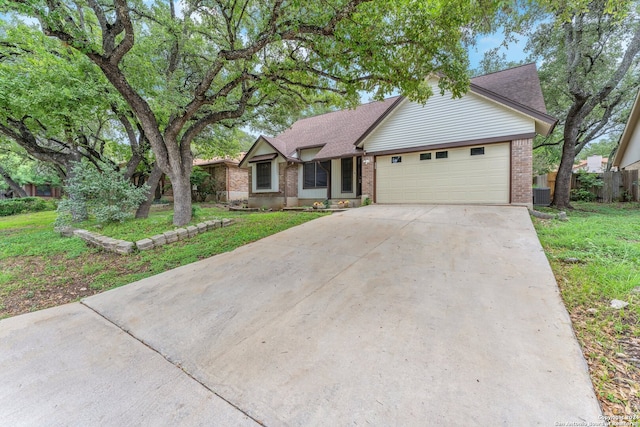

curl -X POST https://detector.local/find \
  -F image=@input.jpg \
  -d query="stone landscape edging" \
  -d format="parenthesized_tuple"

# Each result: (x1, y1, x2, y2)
(58, 219, 233, 255)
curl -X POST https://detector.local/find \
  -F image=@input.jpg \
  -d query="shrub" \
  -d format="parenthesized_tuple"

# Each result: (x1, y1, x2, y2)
(190, 166, 219, 202)
(0, 197, 57, 216)
(56, 162, 149, 226)
(570, 188, 597, 202)
(570, 171, 604, 202)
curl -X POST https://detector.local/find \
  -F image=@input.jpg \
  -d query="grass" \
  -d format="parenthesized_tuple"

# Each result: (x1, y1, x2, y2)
(0, 210, 88, 259)
(0, 204, 328, 319)
(77, 204, 255, 242)
(533, 202, 640, 416)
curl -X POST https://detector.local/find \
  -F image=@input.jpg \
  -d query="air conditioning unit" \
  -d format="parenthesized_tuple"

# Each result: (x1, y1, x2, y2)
(533, 187, 551, 206)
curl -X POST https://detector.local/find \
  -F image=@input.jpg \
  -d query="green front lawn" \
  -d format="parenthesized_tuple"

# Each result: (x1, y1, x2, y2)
(0, 205, 328, 318)
(77, 204, 261, 242)
(533, 202, 640, 416)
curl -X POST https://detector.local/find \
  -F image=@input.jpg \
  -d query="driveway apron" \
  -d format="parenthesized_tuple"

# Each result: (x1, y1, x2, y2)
(0, 205, 602, 425)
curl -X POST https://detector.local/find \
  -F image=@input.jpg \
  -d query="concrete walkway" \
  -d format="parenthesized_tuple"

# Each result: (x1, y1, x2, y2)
(0, 205, 601, 425)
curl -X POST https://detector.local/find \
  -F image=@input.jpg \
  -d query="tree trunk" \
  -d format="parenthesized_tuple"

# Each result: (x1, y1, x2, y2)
(169, 170, 192, 226)
(552, 123, 580, 209)
(135, 163, 163, 219)
(0, 165, 28, 197)
(123, 153, 142, 180)
(65, 159, 88, 222)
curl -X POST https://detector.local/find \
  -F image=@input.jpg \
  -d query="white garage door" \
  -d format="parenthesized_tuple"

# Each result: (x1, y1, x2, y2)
(376, 143, 510, 204)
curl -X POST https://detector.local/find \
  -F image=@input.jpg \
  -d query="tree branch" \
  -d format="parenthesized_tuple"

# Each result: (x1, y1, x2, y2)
(583, 23, 640, 115)
(533, 139, 563, 149)
(181, 84, 257, 148)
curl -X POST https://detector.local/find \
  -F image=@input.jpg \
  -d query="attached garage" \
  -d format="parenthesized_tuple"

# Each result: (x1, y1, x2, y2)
(376, 143, 510, 204)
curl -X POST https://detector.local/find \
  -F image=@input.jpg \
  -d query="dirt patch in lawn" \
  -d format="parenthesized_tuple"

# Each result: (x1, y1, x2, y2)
(0, 251, 149, 318)
(569, 304, 640, 417)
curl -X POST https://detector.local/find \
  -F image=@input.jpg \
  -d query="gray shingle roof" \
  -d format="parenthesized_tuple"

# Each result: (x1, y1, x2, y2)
(263, 96, 402, 161)
(470, 63, 547, 113)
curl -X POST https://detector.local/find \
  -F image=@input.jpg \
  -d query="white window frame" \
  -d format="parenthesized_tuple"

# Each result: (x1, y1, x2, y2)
(252, 159, 279, 193)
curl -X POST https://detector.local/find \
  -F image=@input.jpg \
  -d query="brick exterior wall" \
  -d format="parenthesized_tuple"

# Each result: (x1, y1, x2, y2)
(285, 163, 298, 198)
(361, 155, 374, 200)
(511, 138, 533, 206)
(212, 165, 226, 185)
(202, 163, 248, 201)
(278, 163, 286, 193)
(228, 165, 248, 193)
(247, 168, 256, 197)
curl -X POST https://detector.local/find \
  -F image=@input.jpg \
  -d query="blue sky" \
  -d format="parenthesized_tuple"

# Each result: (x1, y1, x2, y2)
(468, 31, 530, 70)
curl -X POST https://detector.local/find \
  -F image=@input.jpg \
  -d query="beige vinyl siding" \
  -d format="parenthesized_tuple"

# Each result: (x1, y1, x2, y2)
(254, 143, 278, 156)
(376, 144, 510, 204)
(362, 86, 534, 153)
(299, 147, 322, 161)
(620, 122, 640, 169)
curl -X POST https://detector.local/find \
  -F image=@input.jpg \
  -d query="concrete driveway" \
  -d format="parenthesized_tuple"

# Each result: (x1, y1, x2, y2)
(0, 205, 601, 425)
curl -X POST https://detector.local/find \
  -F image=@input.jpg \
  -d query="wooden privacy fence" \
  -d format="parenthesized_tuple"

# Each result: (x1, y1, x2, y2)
(535, 170, 639, 202)
(572, 170, 639, 202)
(534, 172, 556, 198)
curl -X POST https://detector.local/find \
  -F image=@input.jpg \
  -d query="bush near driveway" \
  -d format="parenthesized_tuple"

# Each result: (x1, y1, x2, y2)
(533, 202, 640, 417)
(0, 205, 328, 319)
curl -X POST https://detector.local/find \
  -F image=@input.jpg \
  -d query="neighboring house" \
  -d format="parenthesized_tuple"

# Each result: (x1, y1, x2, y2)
(193, 155, 248, 202)
(613, 89, 640, 171)
(22, 183, 62, 199)
(573, 155, 609, 173)
(151, 154, 248, 203)
(240, 64, 557, 209)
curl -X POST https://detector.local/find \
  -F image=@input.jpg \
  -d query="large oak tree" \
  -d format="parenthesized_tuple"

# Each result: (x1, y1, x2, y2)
(0, 21, 163, 217)
(3, 0, 510, 225)
(530, 0, 640, 208)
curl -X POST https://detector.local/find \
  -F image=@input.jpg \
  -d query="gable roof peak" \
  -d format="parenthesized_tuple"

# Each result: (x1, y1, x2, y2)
(470, 63, 548, 114)
(472, 62, 538, 79)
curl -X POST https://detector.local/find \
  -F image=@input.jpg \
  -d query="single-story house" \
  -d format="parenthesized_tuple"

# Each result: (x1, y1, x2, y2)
(23, 183, 61, 199)
(0, 183, 61, 200)
(240, 64, 557, 209)
(573, 155, 609, 173)
(156, 154, 249, 203)
(193, 155, 248, 202)
(613, 89, 640, 171)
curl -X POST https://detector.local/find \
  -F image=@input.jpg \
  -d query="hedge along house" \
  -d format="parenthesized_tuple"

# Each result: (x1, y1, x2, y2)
(240, 64, 557, 209)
